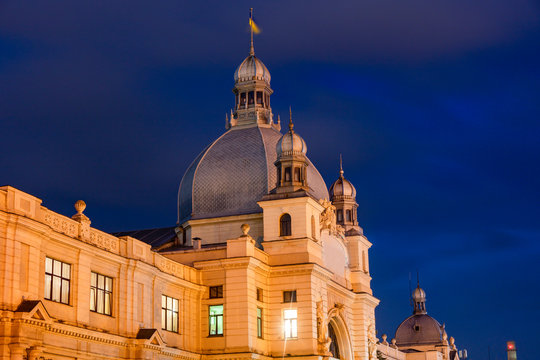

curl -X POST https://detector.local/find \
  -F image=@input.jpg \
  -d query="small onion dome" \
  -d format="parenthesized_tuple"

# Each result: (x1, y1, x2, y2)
(276, 111, 307, 156)
(234, 55, 271, 84)
(329, 160, 356, 199)
(413, 286, 426, 302)
(329, 175, 356, 199)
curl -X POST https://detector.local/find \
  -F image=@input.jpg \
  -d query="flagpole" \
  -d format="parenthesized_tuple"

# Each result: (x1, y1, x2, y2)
(250, 8, 254, 56)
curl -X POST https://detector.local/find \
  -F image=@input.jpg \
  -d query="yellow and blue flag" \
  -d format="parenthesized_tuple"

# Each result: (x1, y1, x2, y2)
(249, 16, 261, 34)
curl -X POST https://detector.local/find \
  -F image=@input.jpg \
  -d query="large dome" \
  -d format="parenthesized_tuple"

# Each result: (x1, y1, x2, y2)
(177, 126, 329, 223)
(395, 314, 444, 346)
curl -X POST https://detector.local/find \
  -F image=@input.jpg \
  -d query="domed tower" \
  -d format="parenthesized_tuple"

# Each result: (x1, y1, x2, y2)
(329, 156, 362, 235)
(229, 21, 276, 129)
(177, 29, 328, 246)
(273, 109, 310, 195)
(394, 284, 458, 356)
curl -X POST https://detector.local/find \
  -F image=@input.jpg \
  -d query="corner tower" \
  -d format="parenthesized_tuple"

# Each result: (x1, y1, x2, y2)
(329, 157, 362, 235)
(274, 109, 310, 194)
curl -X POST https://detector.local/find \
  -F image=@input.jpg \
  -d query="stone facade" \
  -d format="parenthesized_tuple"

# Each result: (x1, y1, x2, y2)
(0, 185, 379, 360)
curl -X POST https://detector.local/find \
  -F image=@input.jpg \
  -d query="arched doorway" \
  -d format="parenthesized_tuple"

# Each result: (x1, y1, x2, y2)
(327, 315, 353, 360)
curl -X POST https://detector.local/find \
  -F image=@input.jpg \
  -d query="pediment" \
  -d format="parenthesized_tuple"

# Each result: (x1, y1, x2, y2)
(136, 328, 165, 347)
(15, 300, 52, 323)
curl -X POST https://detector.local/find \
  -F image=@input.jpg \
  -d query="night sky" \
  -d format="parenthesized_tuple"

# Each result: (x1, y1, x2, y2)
(1, 1, 539, 359)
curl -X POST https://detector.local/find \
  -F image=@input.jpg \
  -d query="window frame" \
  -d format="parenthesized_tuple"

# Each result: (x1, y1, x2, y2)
(208, 304, 224, 336)
(283, 308, 298, 339)
(90, 271, 113, 316)
(280, 213, 292, 237)
(161, 295, 179, 333)
(257, 307, 263, 339)
(209, 285, 223, 299)
(44, 257, 71, 305)
(283, 290, 297, 303)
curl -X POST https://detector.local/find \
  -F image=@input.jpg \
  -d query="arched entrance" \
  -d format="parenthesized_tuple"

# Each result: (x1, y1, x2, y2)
(326, 313, 353, 360)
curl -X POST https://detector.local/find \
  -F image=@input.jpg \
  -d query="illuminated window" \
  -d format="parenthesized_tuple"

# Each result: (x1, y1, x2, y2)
(161, 295, 179, 333)
(257, 307, 263, 338)
(209, 305, 224, 336)
(209, 285, 223, 299)
(44, 257, 70, 305)
(284, 309, 297, 338)
(283, 290, 297, 303)
(90, 272, 113, 315)
(280, 214, 291, 236)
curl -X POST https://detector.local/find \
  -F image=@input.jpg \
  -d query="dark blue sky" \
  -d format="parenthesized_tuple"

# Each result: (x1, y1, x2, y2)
(2, 1, 539, 359)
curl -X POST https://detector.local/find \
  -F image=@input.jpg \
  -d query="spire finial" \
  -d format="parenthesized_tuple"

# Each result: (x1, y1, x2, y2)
(339, 154, 344, 177)
(249, 8, 255, 56)
(288, 106, 294, 132)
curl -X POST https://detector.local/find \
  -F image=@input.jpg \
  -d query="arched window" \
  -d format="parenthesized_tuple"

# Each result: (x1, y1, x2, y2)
(311, 215, 316, 239)
(280, 214, 291, 236)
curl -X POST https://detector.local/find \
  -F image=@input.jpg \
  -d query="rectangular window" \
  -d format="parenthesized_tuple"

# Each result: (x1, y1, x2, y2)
(90, 272, 113, 315)
(283, 290, 297, 303)
(337, 209, 343, 222)
(256, 287, 263, 302)
(248, 91, 254, 105)
(161, 295, 179, 333)
(209, 305, 224, 336)
(284, 309, 297, 338)
(240, 92, 246, 106)
(256, 91, 263, 104)
(209, 285, 223, 299)
(44, 257, 70, 304)
(257, 307, 263, 338)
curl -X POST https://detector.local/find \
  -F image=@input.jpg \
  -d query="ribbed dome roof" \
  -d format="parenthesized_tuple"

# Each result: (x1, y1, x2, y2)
(395, 314, 444, 346)
(234, 55, 271, 84)
(276, 129, 307, 156)
(413, 287, 426, 302)
(177, 126, 329, 223)
(329, 176, 356, 199)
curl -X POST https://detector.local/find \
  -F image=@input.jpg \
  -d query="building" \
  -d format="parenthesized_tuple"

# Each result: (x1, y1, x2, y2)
(0, 27, 460, 360)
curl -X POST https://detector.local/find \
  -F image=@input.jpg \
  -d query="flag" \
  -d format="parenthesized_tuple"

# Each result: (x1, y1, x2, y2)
(249, 17, 261, 34)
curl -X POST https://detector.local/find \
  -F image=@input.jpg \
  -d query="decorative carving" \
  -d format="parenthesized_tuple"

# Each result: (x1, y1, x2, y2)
(319, 198, 337, 232)
(316, 300, 332, 356)
(367, 321, 378, 360)
(241, 223, 250, 236)
(156, 257, 184, 278)
(72, 200, 90, 222)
